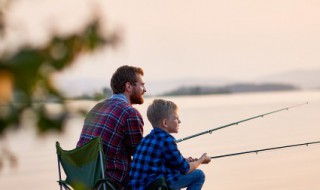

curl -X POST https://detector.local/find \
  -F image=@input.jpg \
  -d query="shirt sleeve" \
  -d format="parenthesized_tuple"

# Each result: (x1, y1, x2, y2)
(124, 109, 144, 155)
(163, 136, 190, 174)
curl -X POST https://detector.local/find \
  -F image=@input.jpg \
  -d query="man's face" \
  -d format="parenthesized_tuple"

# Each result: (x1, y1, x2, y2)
(130, 74, 146, 105)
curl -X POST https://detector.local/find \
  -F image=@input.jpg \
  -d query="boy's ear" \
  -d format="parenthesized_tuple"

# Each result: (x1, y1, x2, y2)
(162, 119, 168, 128)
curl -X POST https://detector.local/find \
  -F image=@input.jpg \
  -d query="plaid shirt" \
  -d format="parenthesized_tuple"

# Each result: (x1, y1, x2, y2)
(129, 128, 190, 190)
(77, 94, 144, 189)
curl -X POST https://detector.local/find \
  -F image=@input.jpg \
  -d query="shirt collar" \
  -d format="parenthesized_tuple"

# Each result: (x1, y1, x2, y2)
(153, 127, 170, 135)
(111, 93, 129, 104)
(152, 128, 176, 141)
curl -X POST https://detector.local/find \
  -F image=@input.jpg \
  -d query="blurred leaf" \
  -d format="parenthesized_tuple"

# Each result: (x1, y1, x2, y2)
(0, 103, 20, 134)
(0, 15, 120, 135)
(83, 20, 106, 51)
(37, 106, 68, 133)
(8, 49, 45, 96)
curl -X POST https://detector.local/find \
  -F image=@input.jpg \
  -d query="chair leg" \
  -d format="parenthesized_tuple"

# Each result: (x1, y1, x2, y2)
(97, 182, 117, 190)
(61, 183, 71, 190)
(57, 155, 63, 190)
(107, 181, 117, 190)
(99, 151, 107, 190)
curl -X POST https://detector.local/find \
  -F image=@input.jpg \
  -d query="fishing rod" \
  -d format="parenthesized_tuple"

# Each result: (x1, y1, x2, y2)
(176, 102, 308, 143)
(211, 140, 320, 159)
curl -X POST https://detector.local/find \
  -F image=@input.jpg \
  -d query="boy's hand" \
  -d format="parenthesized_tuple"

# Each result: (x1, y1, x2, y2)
(199, 153, 211, 164)
(186, 157, 198, 162)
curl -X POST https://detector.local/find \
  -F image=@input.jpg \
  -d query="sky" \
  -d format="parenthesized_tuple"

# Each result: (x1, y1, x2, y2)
(2, 0, 320, 95)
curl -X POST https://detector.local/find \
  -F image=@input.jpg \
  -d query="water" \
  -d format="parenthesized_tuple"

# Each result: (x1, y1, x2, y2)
(1, 91, 320, 190)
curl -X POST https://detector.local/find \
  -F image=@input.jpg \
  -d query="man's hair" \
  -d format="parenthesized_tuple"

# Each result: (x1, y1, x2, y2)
(110, 65, 144, 94)
(147, 99, 178, 127)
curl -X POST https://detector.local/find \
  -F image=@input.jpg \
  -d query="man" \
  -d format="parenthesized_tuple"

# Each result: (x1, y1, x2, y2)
(77, 65, 146, 189)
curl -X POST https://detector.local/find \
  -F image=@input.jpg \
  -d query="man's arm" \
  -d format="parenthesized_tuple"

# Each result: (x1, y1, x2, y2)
(124, 111, 144, 155)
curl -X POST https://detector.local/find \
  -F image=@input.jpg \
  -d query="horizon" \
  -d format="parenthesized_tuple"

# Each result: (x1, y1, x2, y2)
(56, 68, 320, 97)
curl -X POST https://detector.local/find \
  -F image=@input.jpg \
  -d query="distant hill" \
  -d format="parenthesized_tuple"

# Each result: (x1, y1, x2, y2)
(161, 83, 298, 96)
(256, 69, 320, 89)
(150, 69, 320, 95)
(148, 77, 233, 95)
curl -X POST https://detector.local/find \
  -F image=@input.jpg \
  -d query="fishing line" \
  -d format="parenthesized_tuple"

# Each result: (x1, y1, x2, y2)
(210, 140, 320, 159)
(176, 102, 308, 143)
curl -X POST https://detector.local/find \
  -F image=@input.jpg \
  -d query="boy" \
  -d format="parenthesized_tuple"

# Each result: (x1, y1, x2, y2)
(129, 99, 211, 190)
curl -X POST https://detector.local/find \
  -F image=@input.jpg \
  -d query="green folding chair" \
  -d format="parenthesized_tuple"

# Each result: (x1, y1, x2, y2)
(56, 137, 117, 190)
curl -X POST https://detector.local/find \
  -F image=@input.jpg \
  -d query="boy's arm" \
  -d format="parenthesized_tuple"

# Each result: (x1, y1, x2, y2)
(187, 153, 211, 174)
(163, 138, 190, 174)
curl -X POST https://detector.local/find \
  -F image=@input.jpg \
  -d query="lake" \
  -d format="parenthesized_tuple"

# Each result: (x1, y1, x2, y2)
(1, 90, 320, 190)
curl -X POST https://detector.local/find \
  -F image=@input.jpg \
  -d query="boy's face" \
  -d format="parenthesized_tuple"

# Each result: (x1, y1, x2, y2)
(166, 110, 181, 133)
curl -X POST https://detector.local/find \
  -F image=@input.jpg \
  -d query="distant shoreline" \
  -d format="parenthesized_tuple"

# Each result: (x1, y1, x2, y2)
(158, 82, 299, 96)
(71, 82, 305, 100)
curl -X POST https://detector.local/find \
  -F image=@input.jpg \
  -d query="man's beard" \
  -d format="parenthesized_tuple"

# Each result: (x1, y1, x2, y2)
(130, 89, 144, 105)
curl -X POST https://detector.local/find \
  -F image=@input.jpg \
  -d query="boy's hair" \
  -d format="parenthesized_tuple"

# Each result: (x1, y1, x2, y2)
(147, 99, 178, 127)
(110, 65, 144, 94)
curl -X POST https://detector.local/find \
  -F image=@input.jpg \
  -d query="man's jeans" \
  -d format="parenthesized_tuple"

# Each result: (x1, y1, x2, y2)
(169, 169, 205, 190)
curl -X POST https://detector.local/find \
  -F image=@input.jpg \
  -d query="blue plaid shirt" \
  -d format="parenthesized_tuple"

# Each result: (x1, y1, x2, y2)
(129, 128, 190, 190)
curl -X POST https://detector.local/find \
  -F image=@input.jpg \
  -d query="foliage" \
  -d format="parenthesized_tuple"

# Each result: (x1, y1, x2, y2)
(0, 7, 120, 136)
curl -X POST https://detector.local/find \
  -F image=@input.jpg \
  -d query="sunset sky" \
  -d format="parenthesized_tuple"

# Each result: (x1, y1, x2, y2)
(2, 0, 320, 95)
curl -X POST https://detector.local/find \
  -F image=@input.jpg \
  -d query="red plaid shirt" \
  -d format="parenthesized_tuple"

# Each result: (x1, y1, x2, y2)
(77, 94, 144, 189)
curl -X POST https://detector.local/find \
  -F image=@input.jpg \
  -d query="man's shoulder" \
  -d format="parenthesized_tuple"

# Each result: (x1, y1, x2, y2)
(106, 98, 141, 113)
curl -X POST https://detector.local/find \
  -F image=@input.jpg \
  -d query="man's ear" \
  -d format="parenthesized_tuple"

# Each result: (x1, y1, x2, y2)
(125, 82, 132, 93)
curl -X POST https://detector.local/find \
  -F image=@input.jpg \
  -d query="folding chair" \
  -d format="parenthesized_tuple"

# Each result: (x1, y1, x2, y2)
(56, 137, 117, 190)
